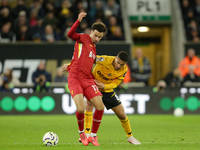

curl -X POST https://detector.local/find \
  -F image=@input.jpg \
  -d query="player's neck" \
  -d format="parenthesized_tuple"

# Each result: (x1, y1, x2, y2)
(112, 60, 116, 70)
(89, 34, 96, 45)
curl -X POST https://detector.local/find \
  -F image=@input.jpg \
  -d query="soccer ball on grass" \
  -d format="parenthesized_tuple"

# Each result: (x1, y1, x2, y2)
(173, 108, 184, 117)
(43, 132, 59, 146)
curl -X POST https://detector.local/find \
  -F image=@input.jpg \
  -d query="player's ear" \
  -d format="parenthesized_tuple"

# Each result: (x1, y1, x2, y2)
(114, 57, 117, 63)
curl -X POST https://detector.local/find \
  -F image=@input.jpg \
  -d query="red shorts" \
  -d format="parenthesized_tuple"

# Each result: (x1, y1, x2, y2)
(68, 77, 102, 100)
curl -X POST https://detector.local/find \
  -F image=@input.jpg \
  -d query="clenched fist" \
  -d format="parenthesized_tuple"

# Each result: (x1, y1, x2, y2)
(78, 12, 87, 22)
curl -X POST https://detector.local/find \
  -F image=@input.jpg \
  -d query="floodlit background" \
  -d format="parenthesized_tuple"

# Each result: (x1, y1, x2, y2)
(0, 0, 200, 149)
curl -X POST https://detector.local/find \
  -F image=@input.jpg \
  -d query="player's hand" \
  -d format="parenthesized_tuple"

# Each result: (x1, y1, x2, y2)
(94, 79, 105, 89)
(78, 12, 87, 22)
(61, 64, 68, 73)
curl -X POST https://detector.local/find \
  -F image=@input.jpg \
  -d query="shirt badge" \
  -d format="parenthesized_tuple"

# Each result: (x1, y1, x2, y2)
(107, 73, 112, 77)
(99, 57, 104, 62)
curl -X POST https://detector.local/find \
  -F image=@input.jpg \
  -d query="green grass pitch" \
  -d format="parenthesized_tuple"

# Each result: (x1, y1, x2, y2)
(0, 115, 199, 150)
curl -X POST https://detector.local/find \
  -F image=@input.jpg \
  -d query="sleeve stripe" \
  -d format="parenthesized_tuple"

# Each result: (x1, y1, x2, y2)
(78, 43, 82, 58)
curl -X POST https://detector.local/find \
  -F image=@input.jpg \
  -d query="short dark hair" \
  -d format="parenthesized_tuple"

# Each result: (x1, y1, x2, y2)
(117, 51, 129, 62)
(91, 22, 107, 33)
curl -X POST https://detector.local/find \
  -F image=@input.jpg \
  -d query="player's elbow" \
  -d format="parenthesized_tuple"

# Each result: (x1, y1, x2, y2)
(67, 32, 72, 38)
(67, 28, 75, 38)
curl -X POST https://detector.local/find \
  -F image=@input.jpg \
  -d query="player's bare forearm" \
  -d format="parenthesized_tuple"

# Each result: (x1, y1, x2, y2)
(104, 79, 122, 90)
(94, 79, 105, 89)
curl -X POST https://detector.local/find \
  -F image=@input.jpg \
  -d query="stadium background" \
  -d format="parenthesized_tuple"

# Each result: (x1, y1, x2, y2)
(0, 0, 200, 115)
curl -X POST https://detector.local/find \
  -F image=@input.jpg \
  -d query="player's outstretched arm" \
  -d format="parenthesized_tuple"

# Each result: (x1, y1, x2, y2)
(67, 12, 87, 41)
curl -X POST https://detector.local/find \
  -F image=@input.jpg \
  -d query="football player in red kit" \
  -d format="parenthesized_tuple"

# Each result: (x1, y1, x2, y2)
(62, 12, 107, 146)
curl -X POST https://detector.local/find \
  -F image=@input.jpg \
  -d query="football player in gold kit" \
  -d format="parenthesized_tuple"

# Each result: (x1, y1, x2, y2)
(84, 51, 141, 145)
(62, 51, 141, 145)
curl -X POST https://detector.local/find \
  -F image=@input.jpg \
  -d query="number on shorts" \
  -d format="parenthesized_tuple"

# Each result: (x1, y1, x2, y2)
(92, 85, 99, 92)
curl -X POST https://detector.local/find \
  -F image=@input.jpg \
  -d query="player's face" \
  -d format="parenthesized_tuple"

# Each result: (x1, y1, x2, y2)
(90, 30, 104, 44)
(113, 57, 127, 70)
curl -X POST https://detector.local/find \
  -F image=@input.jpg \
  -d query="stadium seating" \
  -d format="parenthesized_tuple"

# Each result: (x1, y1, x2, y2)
(0, 0, 125, 42)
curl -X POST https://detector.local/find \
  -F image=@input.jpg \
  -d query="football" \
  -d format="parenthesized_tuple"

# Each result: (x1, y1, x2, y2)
(43, 132, 59, 146)
(173, 108, 184, 117)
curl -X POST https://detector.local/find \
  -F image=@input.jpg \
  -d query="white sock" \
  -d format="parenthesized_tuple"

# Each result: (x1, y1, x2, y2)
(85, 133, 90, 138)
(90, 133, 97, 137)
(79, 130, 84, 134)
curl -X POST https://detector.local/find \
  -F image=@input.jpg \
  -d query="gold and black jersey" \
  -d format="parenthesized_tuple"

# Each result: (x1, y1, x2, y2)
(93, 55, 128, 93)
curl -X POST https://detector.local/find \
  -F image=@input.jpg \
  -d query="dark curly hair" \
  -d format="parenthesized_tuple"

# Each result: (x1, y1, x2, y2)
(117, 51, 129, 62)
(91, 22, 107, 33)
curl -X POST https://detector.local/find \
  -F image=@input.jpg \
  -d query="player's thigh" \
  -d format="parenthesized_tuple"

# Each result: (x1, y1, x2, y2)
(82, 79, 102, 100)
(73, 94, 85, 113)
(81, 79, 103, 110)
(68, 77, 83, 97)
(112, 104, 126, 120)
(102, 92, 121, 110)
(90, 96, 104, 111)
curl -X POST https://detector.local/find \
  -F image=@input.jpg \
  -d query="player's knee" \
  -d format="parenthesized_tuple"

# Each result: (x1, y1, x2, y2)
(96, 103, 104, 111)
(86, 104, 94, 111)
(87, 101, 93, 107)
(77, 107, 85, 114)
(118, 112, 126, 120)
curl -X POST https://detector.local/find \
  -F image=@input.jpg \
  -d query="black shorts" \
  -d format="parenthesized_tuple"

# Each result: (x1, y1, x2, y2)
(101, 91, 121, 110)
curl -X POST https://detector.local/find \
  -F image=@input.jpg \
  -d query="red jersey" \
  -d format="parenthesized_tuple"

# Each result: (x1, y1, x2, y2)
(67, 19, 96, 79)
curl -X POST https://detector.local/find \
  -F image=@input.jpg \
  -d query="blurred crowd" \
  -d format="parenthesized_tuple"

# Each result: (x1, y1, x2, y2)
(1, 47, 200, 93)
(2, 0, 200, 93)
(121, 47, 200, 93)
(0, 60, 68, 92)
(180, 0, 200, 42)
(155, 48, 200, 92)
(0, 0, 125, 43)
